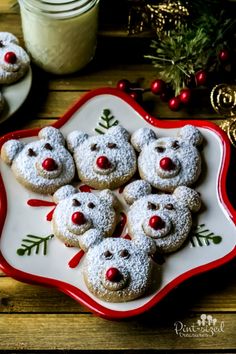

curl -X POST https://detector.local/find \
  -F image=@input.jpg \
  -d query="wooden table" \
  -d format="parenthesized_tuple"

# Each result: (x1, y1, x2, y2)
(0, 1, 236, 352)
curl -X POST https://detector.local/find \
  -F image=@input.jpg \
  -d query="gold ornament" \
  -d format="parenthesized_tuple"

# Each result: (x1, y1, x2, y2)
(127, 0, 190, 36)
(146, 0, 190, 36)
(210, 84, 236, 147)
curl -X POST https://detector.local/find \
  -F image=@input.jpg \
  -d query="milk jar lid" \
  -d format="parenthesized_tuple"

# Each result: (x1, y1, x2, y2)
(19, 0, 99, 18)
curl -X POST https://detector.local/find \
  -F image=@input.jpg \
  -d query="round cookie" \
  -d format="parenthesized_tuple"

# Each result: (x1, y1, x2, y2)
(124, 181, 201, 253)
(66, 125, 137, 190)
(131, 125, 203, 192)
(52, 185, 118, 249)
(1, 127, 75, 194)
(83, 237, 155, 302)
(0, 32, 30, 84)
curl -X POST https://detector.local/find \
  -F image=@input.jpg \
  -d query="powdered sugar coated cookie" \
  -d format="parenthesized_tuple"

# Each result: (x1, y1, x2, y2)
(1, 127, 75, 194)
(0, 32, 30, 84)
(125, 181, 201, 253)
(131, 125, 203, 192)
(83, 237, 155, 302)
(67, 125, 137, 190)
(52, 185, 118, 249)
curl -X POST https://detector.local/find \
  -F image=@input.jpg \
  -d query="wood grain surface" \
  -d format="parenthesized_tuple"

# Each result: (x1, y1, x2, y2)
(0, 0, 236, 352)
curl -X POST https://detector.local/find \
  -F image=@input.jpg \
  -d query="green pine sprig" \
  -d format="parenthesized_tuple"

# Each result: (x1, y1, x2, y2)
(145, 8, 236, 95)
(95, 109, 119, 134)
(17, 234, 54, 256)
(190, 224, 222, 247)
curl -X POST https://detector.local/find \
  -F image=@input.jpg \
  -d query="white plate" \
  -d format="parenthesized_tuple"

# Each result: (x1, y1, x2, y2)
(0, 66, 32, 124)
(0, 88, 236, 319)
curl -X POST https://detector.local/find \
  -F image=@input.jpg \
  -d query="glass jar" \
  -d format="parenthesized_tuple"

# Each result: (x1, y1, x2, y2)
(18, 0, 100, 74)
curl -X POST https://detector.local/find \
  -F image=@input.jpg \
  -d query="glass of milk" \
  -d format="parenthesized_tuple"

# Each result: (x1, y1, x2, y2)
(18, 0, 100, 74)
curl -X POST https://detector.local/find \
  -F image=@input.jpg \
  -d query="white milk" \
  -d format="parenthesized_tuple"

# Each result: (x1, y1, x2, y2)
(18, 0, 100, 74)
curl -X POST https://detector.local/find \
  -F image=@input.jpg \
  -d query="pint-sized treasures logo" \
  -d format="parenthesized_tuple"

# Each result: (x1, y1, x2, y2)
(174, 314, 225, 337)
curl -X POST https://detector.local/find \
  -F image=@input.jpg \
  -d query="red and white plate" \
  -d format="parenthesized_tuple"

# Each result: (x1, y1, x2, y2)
(0, 88, 236, 319)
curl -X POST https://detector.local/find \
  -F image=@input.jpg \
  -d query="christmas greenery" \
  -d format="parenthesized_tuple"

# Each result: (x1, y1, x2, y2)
(190, 224, 222, 247)
(145, 1, 235, 95)
(95, 109, 119, 134)
(17, 234, 54, 256)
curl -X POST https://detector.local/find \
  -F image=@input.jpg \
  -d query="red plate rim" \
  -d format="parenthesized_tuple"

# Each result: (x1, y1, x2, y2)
(0, 87, 236, 320)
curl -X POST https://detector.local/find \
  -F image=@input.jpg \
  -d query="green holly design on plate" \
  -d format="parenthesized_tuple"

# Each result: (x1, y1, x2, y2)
(95, 109, 119, 134)
(190, 224, 222, 247)
(17, 234, 54, 256)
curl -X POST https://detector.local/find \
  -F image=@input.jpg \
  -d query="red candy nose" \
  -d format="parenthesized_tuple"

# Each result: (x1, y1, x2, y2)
(149, 215, 165, 230)
(42, 158, 58, 171)
(106, 267, 122, 282)
(4, 51, 17, 64)
(160, 157, 175, 171)
(71, 212, 86, 225)
(96, 156, 111, 169)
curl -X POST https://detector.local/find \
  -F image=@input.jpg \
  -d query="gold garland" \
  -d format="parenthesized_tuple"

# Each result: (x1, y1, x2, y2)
(210, 84, 236, 147)
(127, 0, 190, 35)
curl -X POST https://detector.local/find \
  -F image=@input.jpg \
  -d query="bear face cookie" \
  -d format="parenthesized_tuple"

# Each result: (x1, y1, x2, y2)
(1, 127, 75, 194)
(52, 185, 118, 249)
(67, 125, 137, 190)
(131, 125, 203, 192)
(0, 32, 30, 84)
(83, 237, 155, 302)
(124, 181, 201, 253)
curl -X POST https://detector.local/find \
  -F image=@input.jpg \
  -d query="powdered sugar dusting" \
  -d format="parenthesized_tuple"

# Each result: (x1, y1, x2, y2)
(67, 125, 137, 190)
(127, 189, 201, 253)
(0, 32, 30, 84)
(52, 190, 117, 248)
(1, 127, 75, 194)
(83, 238, 153, 302)
(132, 125, 203, 192)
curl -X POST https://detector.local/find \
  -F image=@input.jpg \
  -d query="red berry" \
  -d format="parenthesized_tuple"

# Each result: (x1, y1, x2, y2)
(195, 70, 207, 86)
(96, 156, 111, 169)
(106, 267, 122, 282)
(117, 79, 130, 92)
(4, 51, 17, 64)
(168, 96, 181, 111)
(150, 79, 166, 95)
(129, 91, 138, 100)
(149, 215, 165, 230)
(160, 157, 175, 171)
(219, 49, 230, 62)
(42, 158, 57, 171)
(179, 88, 192, 105)
(71, 211, 86, 225)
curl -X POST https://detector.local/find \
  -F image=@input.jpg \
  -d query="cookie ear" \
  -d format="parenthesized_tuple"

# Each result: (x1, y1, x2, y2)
(99, 189, 119, 209)
(39, 127, 65, 146)
(53, 185, 78, 203)
(1, 139, 24, 165)
(123, 180, 152, 205)
(0, 32, 19, 45)
(174, 186, 201, 212)
(134, 236, 156, 255)
(131, 128, 157, 152)
(79, 229, 103, 252)
(106, 125, 130, 142)
(66, 130, 89, 153)
(179, 125, 203, 146)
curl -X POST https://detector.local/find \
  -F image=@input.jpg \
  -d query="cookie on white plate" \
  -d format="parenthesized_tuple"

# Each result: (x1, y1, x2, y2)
(131, 125, 203, 192)
(124, 180, 201, 253)
(0, 32, 30, 84)
(1, 127, 75, 194)
(67, 125, 137, 190)
(83, 236, 156, 302)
